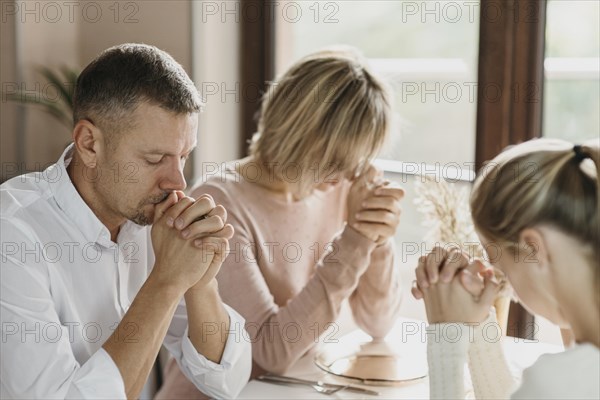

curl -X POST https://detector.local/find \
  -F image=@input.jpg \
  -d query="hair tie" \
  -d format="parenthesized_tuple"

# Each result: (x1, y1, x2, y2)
(573, 145, 588, 163)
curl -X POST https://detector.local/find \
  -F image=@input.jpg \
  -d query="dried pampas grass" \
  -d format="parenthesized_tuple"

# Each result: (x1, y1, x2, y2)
(414, 175, 511, 297)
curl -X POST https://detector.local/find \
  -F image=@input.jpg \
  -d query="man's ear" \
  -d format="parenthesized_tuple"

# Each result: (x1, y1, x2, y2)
(518, 228, 550, 269)
(72, 119, 104, 168)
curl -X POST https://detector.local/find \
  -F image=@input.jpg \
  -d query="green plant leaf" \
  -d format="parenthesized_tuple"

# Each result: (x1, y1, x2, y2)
(3, 65, 79, 130)
(60, 66, 79, 98)
(5, 91, 72, 129)
(38, 66, 74, 110)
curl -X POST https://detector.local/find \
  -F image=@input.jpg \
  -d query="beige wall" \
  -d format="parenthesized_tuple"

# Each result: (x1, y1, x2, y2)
(1, 0, 240, 184)
(1, 0, 19, 182)
(192, 0, 241, 181)
(78, 0, 191, 71)
(19, 0, 80, 170)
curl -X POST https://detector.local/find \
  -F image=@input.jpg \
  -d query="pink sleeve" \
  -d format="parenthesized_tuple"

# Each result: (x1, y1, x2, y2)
(349, 240, 402, 339)
(196, 184, 378, 374)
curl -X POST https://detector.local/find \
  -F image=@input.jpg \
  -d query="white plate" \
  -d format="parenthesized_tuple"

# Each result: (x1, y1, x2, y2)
(314, 338, 428, 386)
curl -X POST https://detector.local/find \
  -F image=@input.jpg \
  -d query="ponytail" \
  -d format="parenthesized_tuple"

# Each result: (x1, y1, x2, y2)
(470, 138, 599, 305)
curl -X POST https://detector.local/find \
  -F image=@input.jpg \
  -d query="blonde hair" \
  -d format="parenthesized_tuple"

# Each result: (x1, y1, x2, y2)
(470, 138, 599, 302)
(249, 46, 392, 195)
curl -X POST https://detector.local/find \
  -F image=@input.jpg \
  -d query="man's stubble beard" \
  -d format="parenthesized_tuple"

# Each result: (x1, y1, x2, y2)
(129, 191, 171, 226)
(94, 171, 170, 226)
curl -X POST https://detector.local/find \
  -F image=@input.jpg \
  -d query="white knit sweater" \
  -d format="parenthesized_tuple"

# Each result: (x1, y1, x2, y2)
(427, 313, 600, 399)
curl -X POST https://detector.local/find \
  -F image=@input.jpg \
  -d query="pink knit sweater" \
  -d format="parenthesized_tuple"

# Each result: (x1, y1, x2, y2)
(156, 165, 402, 398)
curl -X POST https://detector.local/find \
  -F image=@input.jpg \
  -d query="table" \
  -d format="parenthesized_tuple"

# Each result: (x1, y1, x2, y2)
(238, 318, 563, 399)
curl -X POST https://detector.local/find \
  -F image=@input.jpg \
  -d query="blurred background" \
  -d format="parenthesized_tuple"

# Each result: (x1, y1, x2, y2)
(1, 0, 598, 352)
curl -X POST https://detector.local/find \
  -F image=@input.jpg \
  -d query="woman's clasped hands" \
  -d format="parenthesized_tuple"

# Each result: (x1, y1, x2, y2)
(346, 164, 404, 246)
(412, 247, 501, 324)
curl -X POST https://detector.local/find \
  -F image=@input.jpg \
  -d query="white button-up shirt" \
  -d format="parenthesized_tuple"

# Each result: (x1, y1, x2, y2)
(0, 145, 252, 399)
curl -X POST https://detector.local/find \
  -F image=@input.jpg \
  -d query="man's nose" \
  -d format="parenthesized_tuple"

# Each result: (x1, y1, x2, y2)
(160, 159, 187, 191)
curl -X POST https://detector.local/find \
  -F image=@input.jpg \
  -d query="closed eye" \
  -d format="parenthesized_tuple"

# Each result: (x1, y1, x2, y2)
(146, 158, 163, 165)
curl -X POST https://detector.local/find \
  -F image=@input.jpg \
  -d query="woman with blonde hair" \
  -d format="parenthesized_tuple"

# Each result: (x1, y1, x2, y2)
(413, 138, 599, 399)
(156, 46, 404, 398)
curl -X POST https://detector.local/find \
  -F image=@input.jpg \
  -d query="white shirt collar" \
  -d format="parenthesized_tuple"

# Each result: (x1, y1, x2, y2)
(47, 143, 132, 247)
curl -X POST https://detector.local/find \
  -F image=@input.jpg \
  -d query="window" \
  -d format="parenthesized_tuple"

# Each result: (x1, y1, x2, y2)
(274, 1, 480, 170)
(543, 0, 599, 142)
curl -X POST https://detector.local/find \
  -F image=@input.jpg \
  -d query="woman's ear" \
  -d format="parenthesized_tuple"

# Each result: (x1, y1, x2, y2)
(518, 228, 550, 269)
(72, 119, 104, 168)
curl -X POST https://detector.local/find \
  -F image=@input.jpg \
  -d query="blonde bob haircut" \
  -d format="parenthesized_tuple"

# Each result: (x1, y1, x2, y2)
(470, 138, 599, 304)
(249, 46, 393, 195)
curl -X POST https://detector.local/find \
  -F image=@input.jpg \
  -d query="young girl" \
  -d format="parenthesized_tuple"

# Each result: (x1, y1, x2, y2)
(414, 138, 599, 399)
(156, 47, 404, 398)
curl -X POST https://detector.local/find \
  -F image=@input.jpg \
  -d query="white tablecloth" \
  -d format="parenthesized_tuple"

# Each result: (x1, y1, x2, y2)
(238, 318, 563, 399)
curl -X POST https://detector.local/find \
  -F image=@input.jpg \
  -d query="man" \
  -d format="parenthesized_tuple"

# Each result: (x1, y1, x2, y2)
(0, 43, 251, 399)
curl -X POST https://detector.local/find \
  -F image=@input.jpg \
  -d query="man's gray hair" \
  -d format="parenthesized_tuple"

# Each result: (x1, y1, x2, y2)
(73, 43, 202, 137)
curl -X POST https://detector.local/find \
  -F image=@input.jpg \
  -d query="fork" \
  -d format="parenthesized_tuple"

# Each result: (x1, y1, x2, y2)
(257, 374, 381, 396)
(257, 375, 349, 396)
(312, 383, 350, 395)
